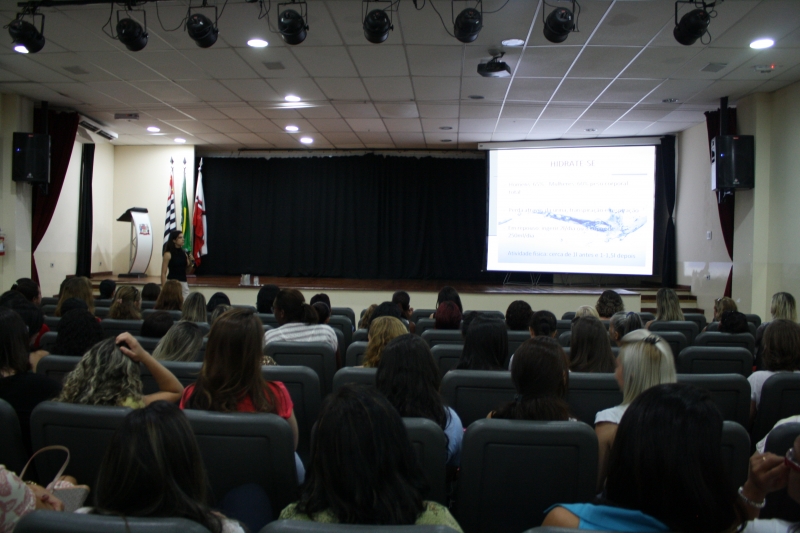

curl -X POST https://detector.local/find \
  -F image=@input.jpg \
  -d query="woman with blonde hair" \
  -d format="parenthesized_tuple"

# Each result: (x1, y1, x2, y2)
(361, 316, 407, 368)
(755, 292, 797, 366)
(713, 296, 738, 322)
(55, 277, 94, 316)
(594, 332, 676, 490)
(646, 287, 684, 328)
(152, 322, 204, 362)
(108, 286, 142, 320)
(181, 292, 208, 323)
(155, 280, 184, 311)
(574, 305, 600, 319)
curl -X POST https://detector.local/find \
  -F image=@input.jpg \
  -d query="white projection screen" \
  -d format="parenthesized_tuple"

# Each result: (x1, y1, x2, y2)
(484, 140, 659, 276)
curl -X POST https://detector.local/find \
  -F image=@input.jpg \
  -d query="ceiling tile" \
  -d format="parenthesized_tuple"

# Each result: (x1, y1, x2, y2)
(506, 78, 561, 102)
(420, 118, 456, 133)
(458, 119, 498, 133)
(389, 132, 427, 148)
(322, 132, 364, 145)
(266, 78, 327, 101)
(292, 47, 359, 77)
(496, 119, 537, 133)
(417, 104, 459, 118)
(460, 77, 511, 101)
(499, 104, 545, 120)
(406, 46, 464, 77)
(179, 49, 260, 79)
(298, 106, 342, 119)
(412, 77, 460, 101)
(345, 119, 387, 132)
(174, 80, 241, 102)
(385, 119, 423, 133)
(307, 118, 352, 132)
(236, 119, 284, 134)
(86, 81, 161, 104)
(217, 107, 264, 119)
(459, 105, 502, 119)
(363, 77, 415, 101)
(160, 120, 220, 134)
(515, 46, 582, 78)
(357, 131, 394, 146)
(174, 107, 229, 120)
(333, 102, 380, 118)
(315, 78, 370, 100)
(595, 79, 664, 104)
(202, 120, 250, 133)
(568, 47, 641, 78)
(551, 78, 611, 103)
(220, 79, 281, 102)
(350, 46, 410, 77)
(375, 102, 419, 118)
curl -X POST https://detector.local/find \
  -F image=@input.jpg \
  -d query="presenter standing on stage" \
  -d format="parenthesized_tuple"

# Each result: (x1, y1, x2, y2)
(161, 230, 193, 299)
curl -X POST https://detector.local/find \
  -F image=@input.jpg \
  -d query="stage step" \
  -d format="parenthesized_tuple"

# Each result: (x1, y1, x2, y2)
(639, 288, 703, 316)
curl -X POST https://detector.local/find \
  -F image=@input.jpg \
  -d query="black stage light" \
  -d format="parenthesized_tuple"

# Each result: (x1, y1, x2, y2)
(543, 7, 574, 43)
(363, 9, 392, 43)
(117, 18, 148, 52)
(187, 13, 218, 48)
(278, 9, 308, 45)
(673, 8, 710, 45)
(454, 7, 482, 43)
(9, 18, 45, 54)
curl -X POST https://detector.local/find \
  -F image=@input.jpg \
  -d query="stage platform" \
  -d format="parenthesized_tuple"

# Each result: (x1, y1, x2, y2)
(101, 275, 642, 318)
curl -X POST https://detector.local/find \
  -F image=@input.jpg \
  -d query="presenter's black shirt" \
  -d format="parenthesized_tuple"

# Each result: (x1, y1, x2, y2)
(168, 249, 188, 282)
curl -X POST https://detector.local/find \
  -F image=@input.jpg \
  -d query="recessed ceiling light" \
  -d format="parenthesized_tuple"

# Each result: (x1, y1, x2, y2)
(175, 138, 186, 143)
(750, 38, 774, 49)
(285, 125, 299, 132)
(468, 95, 484, 100)
(439, 126, 453, 130)
(147, 126, 161, 132)
(247, 38, 269, 47)
(285, 95, 301, 102)
(584, 128, 596, 132)
(300, 137, 313, 144)
(662, 98, 679, 103)
(441, 139, 452, 142)
(501, 38, 525, 47)
(14, 45, 29, 54)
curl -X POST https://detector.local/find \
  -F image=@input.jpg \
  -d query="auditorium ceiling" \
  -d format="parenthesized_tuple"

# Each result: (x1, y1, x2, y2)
(0, 0, 798, 151)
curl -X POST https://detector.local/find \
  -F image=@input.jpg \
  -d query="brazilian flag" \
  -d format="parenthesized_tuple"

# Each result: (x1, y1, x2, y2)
(181, 171, 193, 254)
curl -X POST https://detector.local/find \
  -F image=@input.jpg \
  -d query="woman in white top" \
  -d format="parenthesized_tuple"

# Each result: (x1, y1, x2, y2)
(594, 331, 676, 491)
(749, 319, 800, 422)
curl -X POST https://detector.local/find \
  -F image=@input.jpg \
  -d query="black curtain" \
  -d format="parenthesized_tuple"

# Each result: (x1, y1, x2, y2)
(198, 154, 488, 280)
(657, 136, 677, 287)
(75, 143, 94, 277)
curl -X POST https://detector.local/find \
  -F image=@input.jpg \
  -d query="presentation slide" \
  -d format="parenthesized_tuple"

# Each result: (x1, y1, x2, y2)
(486, 145, 656, 275)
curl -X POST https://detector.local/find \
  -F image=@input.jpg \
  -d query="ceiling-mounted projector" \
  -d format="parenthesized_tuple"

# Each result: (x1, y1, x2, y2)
(478, 54, 511, 78)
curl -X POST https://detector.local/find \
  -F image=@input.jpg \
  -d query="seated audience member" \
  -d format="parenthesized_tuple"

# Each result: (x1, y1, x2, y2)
(435, 286, 463, 314)
(608, 311, 644, 346)
(361, 316, 407, 368)
(141, 282, 161, 302)
(569, 316, 615, 373)
(755, 292, 797, 367)
(264, 289, 338, 355)
(0, 308, 62, 453)
(749, 319, 800, 420)
(57, 334, 184, 408)
(713, 296, 738, 323)
(141, 311, 175, 338)
(155, 280, 184, 311)
(544, 383, 746, 532)
(109, 286, 142, 320)
(434, 301, 462, 330)
(392, 290, 414, 322)
(59, 297, 90, 316)
(376, 335, 463, 466)
(0, 465, 70, 528)
(460, 311, 482, 339)
(55, 277, 95, 316)
(51, 309, 104, 356)
(312, 302, 331, 325)
(256, 284, 280, 314)
(359, 304, 377, 330)
(491, 337, 571, 423)
(98, 279, 116, 300)
(180, 308, 303, 480)
(207, 292, 231, 313)
(310, 293, 331, 310)
(529, 310, 558, 339)
(595, 335, 676, 491)
(279, 385, 463, 531)
(595, 290, 625, 319)
(457, 317, 508, 371)
(181, 292, 208, 323)
(646, 287, 685, 328)
(11, 277, 42, 305)
(368, 301, 405, 330)
(575, 305, 600, 319)
(1, 291, 47, 352)
(152, 321, 204, 362)
(90, 401, 249, 533)
(505, 300, 533, 331)
(210, 304, 232, 326)
(719, 311, 750, 334)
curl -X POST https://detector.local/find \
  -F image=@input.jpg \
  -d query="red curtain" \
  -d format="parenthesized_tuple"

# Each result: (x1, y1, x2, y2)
(31, 110, 80, 284)
(704, 109, 737, 297)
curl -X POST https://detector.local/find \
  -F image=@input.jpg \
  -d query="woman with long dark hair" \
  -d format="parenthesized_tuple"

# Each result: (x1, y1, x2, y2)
(161, 230, 193, 299)
(569, 316, 615, 373)
(376, 335, 462, 466)
(457, 317, 508, 370)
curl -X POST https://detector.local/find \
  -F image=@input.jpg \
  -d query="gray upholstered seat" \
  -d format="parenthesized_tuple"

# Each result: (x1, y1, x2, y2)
(332, 367, 377, 393)
(415, 318, 437, 337)
(751, 372, 800, 446)
(693, 331, 756, 355)
(261, 521, 458, 532)
(430, 344, 464, 379)
(16, 511, 212, 533)
(677, 373, 751, 428)
(262, 365, 322, 462)
(651, 330, 689, 360)
(0, 398, 28, 474)
(142, 308, 182, 320)
(566, 373, 623, 426)
(421, 329, 464, 349)
(721, 421, 751, 490)
(265, 342, 336, 395)
(761, 422, 800, 521)
(683, 313, 708, 332)
(36, 355, 81, 384)
(404, 417, 447, 505)
(345, 340, 369, 367)
(677, 346, 754, 377)
(327, 315, 354, 354)
(38, 331, 58, 352)
(440, 370, 514, 428)
(100, 318, 143, 338)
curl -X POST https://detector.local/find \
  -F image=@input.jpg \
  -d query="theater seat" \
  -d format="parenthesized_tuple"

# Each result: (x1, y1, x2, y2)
(440, 370, 514, 428)
(345, 341, 369, 367)
(42, 304, 57, 316)
(415, 318, 437, 337)
(683, 313, 708, 332)
(721, 421, 750, 490)
(36, 355, 81, 384)
(16, 512, 212, 533)
(142, 309, 182, 320)
(261, 522, 458, 532)
(745, 314, 762, 327)
(0, 398, 28, 474)
(454, 419, 597, 533)
(561, 312, 575, 320)
(38, 331, 58, 352)
(558, 331, 571, 348)
(507, 330, 532, 362)
(140, 361, 202, 394)
(421, 330, 464, 349)
(332, 367, 377, 393)
(265, 342, 336, 396)
(353, 328, 368, 342)
(330, 307, 356, 326)
(44, 315, 60, 332)
(328, 316, 354, 354)
(430, 344, 463, 379)
(94, 307, 110, 319)
(257, 313, 280, 329)
(555, 320, 571, 339)
(706, 321, 758, 337)
(101, 318, 143, 338)
(404, 418, 447, 505)
(762, 422, 800, 521)
(262, 366, 322, 462)
(677, 374, 751, 428)
(650, 330, 688, 361)
(751, 373, 800, 446)
(693, 332, 756, 355)
(140, 300, 156, 310)
(464, 310, 505, 321)
(566, 373, 623, 426)
(639, 312, 655, 322)
(134, 335, 161, 353)
(677, 346, 753, 377)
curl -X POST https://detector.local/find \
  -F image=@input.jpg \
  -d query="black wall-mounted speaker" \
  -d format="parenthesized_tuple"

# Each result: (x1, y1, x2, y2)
(711, 135, 754, 190)
(12, 132, 50, 184)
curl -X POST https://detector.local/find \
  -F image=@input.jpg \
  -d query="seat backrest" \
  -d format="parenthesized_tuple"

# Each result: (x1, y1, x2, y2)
(421, 329, 464, 349)
(140, 300, 156, 309)
(721, 421, 751, 490)
(42, 304, 57, 316)
(650, 330, 688, 360)
(345, 341, 369, 367)
(332, 367, 377, 393)
(649, 320, 699, 343)
(0, 398, 29, 474)
(330, 307, 356, 326)
(233, 304, 257, 312)
(101, 318, 144, 338)
(352, 328, 368, 342)
(464, 310, 505, 321)
(404, 418, 447, 505)
(327, 315, 354, 354)
(39, 331, 58, 352)
(94, 299, 114, 308)
(16, 512, 212, 533)
(41, 297, 59, 306)
(141, 361, 202, 394)
(265, 342, 337, 396)
(44, 315, 60, 332)
(454, 419, 597, 533)
(183, 409, 297, 514)
(440, 370, 514, 428)
(134, 335, 161, 353)
(507, 330, 532, 361)
(706, 322, 758, 336)
(762, 422, 800, 521)
(143, 308, 182, 320)
(676, 374, 751, 427)
(677, 346, 754, 377)
(639, 312, 656, 322)
(683, 313, 708, 332)
(745, 314, 763, 327)
(752, 373, 800, 445)
(566, 373, 623, 426)
(257, 313, 280, 328)
(693, 332, 756, 355)
(94, 307, 110, 319)
(36, 355, 81, 384)
(415, 318, 437, 337)
(430, 344, 464, 380)
(30, 401, 130, 483)
(262, 366, 322, 462)
(558, 331, 571, 348)
(195, 322, 211, 335)
(556, 319, 572, 339)
(410, 309, 437, 325)
(561, 312, 575, 320)
(261, 521, 458, 532)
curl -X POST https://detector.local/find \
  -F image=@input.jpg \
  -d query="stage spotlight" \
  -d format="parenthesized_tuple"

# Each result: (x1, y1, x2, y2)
(8, 18, 45, 54)
(673, 8, 710, 45)
(278, 9, 308, 45)
(543, 7, 574, 43)
(187, 13, 218, 48)
(363, 9, 392, 43)
(454, 7, 482, 43)
(117, 17, 148, 52)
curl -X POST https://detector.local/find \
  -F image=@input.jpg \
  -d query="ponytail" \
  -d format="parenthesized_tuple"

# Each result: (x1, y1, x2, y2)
(301, 303, 318, 325)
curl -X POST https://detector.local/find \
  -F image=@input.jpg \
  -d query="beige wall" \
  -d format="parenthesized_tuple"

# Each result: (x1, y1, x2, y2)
(92, 141, 115, 275)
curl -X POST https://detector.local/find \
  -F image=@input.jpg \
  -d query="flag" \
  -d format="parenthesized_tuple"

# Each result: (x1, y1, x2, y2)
(180, 163, 193, 255)
(163, 167, 177, 245)
(192, 158, 208, 266)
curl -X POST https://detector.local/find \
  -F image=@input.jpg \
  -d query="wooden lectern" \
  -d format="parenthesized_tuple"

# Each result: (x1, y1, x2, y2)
(117, 208, 153, 278)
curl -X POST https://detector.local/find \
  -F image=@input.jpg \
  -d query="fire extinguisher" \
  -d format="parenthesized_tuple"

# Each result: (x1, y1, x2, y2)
(0, 228, 5, 256)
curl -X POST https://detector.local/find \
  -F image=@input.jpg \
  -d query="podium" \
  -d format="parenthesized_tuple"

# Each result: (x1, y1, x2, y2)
(117, 208, 153, 278)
